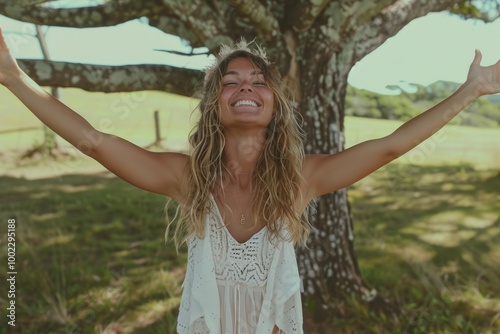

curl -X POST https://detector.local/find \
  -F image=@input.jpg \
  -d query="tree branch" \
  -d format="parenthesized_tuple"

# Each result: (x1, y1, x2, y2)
(0, 0, 162, 27)
(226, 0, 280, 41)
(159, 0, 233, 52)
(286, 0, 331, 32)
(17, 59, 203, 96)
(1, 0, 54, 5)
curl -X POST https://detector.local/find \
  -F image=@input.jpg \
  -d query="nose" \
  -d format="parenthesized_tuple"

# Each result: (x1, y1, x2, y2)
(239, 82, 253, 92)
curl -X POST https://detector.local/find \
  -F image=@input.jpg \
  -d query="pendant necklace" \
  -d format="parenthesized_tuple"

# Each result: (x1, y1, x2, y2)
(240, 201, 251, 225)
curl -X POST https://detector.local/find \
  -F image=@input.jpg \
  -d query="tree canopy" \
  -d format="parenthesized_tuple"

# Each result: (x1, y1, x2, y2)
(1, 0, 497, 96)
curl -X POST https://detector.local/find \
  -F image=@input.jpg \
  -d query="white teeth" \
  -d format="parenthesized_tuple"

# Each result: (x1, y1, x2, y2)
(234, 100, 257, 107)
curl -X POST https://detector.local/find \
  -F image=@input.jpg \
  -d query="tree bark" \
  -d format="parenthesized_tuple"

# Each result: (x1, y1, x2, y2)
(16, 60, 203, 95)
(0, 0, 162, 27)
(295, 40, 378, 313)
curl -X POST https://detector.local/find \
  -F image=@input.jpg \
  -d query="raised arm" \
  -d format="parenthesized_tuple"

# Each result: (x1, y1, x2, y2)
(303, 50, 500, 199)
(0, 27, 187, 199)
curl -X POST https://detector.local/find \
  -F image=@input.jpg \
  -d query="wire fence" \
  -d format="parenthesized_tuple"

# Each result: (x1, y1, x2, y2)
(0, 126, 40, 135)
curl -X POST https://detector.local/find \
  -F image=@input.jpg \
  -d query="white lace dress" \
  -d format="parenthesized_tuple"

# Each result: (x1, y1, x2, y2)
(177, 195, 303, 334)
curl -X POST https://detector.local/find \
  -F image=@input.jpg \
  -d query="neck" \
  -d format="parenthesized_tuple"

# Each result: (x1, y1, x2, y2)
(221, 128, 265, 189)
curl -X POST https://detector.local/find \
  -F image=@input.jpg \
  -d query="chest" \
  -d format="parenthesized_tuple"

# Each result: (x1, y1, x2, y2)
(213, 191, 267, 244)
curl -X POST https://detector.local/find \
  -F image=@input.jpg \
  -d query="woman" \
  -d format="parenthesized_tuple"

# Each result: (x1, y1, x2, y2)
(1, 30, 499, 333)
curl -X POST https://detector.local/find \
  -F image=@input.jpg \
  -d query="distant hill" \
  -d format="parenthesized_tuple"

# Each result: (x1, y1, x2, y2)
(346, 80, 500, 128)
(486, 94, 500, 105)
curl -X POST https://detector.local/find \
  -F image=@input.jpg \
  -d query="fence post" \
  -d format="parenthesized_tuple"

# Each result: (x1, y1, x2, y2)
(154, 110, 161, 145)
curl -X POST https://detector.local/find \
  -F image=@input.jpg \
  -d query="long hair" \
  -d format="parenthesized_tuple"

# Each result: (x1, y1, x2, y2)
(167, 48, 311, 249)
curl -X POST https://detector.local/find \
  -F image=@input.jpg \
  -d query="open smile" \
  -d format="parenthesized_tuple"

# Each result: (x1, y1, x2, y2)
(231, 99, 261, 107)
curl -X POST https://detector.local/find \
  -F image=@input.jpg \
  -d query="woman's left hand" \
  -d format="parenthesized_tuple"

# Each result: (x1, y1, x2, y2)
(466, 50, 500, 97)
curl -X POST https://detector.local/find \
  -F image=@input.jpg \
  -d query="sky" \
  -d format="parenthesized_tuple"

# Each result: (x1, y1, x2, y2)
(0, 10, 499, 94)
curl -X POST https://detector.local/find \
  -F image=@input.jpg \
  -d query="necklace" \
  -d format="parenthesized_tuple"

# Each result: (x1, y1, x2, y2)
(216, 187, 251, 225)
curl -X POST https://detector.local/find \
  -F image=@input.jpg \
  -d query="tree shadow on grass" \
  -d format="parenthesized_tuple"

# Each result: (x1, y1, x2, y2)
(0, 172, 185, 334)
(347, 163, 500, 333)
(2, 164, 499, 333)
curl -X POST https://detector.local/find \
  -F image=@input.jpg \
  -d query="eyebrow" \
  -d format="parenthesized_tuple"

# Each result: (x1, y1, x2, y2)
(223, 70, 263, 77)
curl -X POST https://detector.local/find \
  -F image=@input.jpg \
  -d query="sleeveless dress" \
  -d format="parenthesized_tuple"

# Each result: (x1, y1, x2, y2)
(176, 194, 303, 334)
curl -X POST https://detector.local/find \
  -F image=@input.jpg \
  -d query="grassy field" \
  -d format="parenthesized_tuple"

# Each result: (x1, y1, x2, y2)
(1, 87, 500, 176)
(0, 87, 499, 333)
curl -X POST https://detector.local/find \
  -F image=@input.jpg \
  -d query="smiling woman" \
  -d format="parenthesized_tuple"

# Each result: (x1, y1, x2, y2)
(167, 42, 309, 333)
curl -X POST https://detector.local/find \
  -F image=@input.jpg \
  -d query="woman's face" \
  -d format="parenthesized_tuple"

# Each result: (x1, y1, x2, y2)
(218, 57, 274, 130)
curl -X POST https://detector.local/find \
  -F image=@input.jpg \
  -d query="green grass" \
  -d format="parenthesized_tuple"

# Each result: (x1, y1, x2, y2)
(0, 173, 185, 333)
(345, 116, 500, 170)
(345, 164, 500, 333)
(1, 87, 499, 333)
(1, 165, 498, 333)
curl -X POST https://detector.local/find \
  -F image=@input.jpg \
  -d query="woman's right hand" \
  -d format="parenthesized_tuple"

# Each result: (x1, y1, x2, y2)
(0, 27, 22, 87)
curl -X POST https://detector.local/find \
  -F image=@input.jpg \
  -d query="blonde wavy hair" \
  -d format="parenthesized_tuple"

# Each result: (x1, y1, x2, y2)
(167, 47, 310, 249)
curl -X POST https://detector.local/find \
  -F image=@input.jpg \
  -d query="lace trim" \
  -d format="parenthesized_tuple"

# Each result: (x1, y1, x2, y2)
(209, 199, 275, 286)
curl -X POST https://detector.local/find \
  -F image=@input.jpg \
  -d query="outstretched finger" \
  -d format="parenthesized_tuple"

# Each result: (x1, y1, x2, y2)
(472, 49, 482, 65)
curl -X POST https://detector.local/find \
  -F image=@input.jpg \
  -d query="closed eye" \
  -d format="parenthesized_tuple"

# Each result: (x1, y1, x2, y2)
(223, 81, 237, 86)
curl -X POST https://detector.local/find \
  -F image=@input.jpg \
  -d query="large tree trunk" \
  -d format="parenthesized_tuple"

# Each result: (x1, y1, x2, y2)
(290, 0, 469, 318)
(296, 42, 377, 316)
